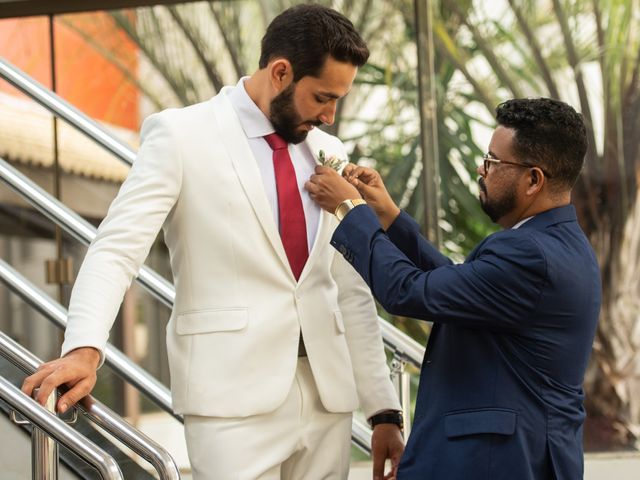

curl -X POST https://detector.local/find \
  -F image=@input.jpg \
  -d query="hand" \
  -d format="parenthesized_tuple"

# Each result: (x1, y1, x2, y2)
(22, 347, 100, 413)
(342, 165, 400, 230)
(305, 165, 361, 213)
(371, 423, 405, 480)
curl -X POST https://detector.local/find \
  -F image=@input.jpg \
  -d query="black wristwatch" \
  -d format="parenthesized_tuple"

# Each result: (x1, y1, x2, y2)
(369, 410, 404, 432)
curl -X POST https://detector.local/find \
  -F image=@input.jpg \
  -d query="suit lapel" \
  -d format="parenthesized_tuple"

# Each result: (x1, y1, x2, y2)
(298, 209, 332, 284)
(212, 91, 292, 277)
(296, 132, 335, 284)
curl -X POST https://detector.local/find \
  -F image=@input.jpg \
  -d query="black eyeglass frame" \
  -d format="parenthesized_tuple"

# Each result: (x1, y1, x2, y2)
(482, 153, 552, 178)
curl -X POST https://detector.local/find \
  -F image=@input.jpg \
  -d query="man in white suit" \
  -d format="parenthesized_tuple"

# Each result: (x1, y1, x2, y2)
(22, 4, 403, 480)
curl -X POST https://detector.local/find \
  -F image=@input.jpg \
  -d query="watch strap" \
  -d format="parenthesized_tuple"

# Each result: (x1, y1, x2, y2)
(369, 410, 404, 431)
(334, 198, 366, 221)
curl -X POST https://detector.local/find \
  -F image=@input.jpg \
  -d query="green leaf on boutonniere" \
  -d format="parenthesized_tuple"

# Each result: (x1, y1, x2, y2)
(318, 149, 346, 171)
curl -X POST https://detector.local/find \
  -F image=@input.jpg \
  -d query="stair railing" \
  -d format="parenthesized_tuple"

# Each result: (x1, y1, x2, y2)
(0, 375, 123, 479)
(0, 330, 181, 480)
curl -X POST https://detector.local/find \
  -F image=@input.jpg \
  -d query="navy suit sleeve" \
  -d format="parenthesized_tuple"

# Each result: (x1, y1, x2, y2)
(386, 211, 452, 270)
(331, 206, 547, 332)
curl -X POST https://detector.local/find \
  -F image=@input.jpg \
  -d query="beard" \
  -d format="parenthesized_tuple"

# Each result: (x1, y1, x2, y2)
(479, 177, 517, 223)
(269, 83, 321, 144)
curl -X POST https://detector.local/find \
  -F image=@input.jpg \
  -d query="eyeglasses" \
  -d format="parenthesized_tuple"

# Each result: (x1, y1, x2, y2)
(482, 153, 552, 178)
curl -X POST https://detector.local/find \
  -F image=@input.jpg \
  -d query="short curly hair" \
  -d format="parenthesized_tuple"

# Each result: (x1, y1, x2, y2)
(259, 4, 369, 81)
(496, 98, 587, 189)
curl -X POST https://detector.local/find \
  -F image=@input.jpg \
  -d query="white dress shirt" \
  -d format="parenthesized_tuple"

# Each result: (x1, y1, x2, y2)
(227, 78, 320, 251)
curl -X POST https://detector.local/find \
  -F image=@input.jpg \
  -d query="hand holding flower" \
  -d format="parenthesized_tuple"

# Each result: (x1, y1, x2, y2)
(305, 165, 361, 214)
(341, 165, 401, 230)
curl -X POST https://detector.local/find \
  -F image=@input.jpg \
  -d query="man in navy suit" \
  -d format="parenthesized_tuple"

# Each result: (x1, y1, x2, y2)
(306, 98, 601, 479)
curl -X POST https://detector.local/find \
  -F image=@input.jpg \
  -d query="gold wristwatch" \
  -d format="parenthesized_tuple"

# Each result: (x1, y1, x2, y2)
(334, 198, 367, 221)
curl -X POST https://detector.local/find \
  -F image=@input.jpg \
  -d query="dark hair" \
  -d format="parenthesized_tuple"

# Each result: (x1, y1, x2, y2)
(259, 4, 369, 81)
(496, 98, 587, 189)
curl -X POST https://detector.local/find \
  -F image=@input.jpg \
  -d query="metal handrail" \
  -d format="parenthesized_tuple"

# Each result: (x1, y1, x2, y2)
(0, 56, 425, 368)
(0, 157, 174, 308)
(380, 321, 424, 370)
(0, 331, 181, 480)
(0, 257, 374, 454)
(0, 58, 135, 165)
(351, 416, 373, 454)
(0, 376, 123, 479)
(0, 257, 177, 421)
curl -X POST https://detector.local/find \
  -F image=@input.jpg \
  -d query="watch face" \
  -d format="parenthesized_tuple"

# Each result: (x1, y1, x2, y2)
(335, 200, 352, 221)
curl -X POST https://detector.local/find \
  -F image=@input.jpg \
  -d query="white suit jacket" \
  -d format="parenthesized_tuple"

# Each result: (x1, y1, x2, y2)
(62, 87, 401, 418)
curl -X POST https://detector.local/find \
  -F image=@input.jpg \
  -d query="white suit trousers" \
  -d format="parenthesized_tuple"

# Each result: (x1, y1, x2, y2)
(184, 358, 353, 479)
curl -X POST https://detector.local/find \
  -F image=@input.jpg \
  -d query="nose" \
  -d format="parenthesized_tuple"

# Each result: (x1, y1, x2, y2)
(319, 102, 337, 126)
(476, 163, 485, 177)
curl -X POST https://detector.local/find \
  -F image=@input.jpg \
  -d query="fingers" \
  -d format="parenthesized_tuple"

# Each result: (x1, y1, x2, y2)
(371, 423, 405, 480)
(306, 166, 337, 192)
(21, 363, 55, 399)
(57, 376, 95, 413)
(350, 178, 377, 202)
(341, 163, 357, 176)
(388, 443, 403, 479)
(23, 362, 73, 404)
(305, 172, 329, 196)
(304, 179, 318, 195)
(37, 365, 81, 407)
(35, 367, 68, 406)
(342, 165, 362, 182)
(22, 365, 64, 408)
(21, 354, 98, 413)
(344, 165, 380, 185)
(372, 449, 386, 480)
(371, 425, 385, 480)
(314, 165, 336, 175)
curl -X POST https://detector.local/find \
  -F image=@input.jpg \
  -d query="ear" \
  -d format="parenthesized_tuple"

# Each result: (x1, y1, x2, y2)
(269, 58, 294, 92)
(525, 167, 545, 196)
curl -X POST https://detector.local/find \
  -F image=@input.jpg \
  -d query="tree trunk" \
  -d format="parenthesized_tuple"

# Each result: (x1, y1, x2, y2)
(585, 187, 640, 450)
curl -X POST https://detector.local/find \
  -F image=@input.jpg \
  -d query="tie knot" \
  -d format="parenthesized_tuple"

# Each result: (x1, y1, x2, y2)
(264, 133, 288, 151)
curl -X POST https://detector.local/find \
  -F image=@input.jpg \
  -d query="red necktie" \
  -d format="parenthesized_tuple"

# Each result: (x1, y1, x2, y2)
(264, 133, 309, 280)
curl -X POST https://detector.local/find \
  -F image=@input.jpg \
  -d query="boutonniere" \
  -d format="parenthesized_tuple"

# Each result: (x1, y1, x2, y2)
(317, 149, 347, 172)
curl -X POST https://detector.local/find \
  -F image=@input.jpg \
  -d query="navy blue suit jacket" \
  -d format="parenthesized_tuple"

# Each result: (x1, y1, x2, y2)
(331, 205, 600, 480)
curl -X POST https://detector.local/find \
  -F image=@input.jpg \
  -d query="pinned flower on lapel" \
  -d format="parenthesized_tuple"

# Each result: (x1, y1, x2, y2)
(317, 149, 347, 172)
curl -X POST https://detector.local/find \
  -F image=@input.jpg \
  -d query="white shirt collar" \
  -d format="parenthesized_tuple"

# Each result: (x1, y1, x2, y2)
(227, 77, 275, 139)
(512, 216, 534, 229)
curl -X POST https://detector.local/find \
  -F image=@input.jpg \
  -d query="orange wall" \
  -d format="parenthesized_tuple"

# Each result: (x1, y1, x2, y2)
(0, 12, 139, 130)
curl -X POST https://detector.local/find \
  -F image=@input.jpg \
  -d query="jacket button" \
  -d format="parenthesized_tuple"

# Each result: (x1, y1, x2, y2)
(339, 245, 347, 255)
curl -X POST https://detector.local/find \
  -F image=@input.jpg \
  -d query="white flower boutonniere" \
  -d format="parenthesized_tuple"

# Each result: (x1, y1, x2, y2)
(318, 149, 347, 172)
